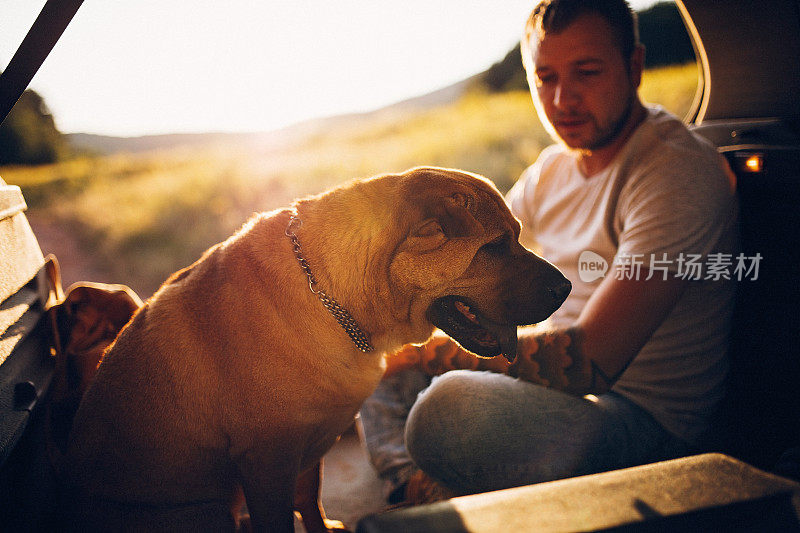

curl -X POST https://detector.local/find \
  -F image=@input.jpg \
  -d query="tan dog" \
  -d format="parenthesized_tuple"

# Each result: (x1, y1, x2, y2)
(60, 167, 570, 532)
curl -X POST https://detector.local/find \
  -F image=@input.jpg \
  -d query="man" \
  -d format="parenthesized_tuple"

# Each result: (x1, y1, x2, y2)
(360, 0, 738, 500)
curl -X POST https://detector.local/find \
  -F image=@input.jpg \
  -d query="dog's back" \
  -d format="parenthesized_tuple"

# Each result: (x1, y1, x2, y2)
(61, 225, 267, 528)
(60, 207, 385, 529)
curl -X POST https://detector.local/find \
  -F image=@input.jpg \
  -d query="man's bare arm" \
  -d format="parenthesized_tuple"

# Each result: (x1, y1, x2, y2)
(384, 269, 688, 396)
(507, 327, 631, 395)
(512, 270, 689, 396)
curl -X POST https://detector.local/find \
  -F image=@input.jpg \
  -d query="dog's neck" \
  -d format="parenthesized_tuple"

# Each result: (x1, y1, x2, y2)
(285, 210, 374, 353)
(286, 182, 437, 356)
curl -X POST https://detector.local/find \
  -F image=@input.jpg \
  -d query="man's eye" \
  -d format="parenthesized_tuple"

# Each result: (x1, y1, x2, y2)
(579, 70, 601, 77)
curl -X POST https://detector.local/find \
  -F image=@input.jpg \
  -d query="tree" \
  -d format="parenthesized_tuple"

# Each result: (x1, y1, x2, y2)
(0, 88, 67, 165)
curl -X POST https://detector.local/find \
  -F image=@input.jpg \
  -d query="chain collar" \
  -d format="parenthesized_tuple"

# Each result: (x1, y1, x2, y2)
(285, 213, 374, 353)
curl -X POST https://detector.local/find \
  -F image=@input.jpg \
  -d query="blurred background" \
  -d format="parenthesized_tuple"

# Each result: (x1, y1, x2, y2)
(1, 1, 697, 297)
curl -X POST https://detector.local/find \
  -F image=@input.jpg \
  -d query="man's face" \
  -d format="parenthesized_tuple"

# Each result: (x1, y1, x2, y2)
(527, 13, 642, 151)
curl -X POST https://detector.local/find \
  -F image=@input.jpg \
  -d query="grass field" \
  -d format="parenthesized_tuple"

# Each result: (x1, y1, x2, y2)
(2, 62, 699, 296)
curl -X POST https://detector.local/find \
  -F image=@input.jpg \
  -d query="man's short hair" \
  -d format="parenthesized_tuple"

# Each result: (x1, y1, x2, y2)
(522, 0, 640, 62)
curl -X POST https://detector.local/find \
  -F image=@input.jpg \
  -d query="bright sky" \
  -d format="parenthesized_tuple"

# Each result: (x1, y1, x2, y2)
(2, 0, 658, 137)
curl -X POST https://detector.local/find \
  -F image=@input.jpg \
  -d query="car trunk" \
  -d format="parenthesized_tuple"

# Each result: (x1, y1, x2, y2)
(681, 0, 800, 469)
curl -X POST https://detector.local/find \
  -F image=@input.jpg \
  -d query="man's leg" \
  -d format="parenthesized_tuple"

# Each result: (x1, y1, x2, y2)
(359, 369, 432, 502)
(405, 370, 690, 495)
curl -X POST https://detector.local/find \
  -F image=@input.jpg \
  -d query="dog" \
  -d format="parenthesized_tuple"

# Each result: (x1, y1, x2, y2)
(47, 280, 143, 454)
(60, 167, 570, 532)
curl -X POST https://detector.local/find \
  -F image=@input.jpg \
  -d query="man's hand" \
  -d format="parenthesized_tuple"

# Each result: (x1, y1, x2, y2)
(384, 333, 510, 378)
(383, 329, 581, 390)
(383, 330, 574, 388)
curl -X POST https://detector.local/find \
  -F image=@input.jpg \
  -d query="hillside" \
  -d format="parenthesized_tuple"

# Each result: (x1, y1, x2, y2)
(5, 62, 698, 296)
(66, 76, 477, 157)
(66, 2, 690, 157)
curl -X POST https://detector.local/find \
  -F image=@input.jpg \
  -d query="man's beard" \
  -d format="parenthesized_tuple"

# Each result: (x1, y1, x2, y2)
(583, 91, 635, 151)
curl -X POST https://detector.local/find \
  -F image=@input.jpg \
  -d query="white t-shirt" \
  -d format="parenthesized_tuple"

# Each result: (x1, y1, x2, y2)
(506, 106, 738, 443)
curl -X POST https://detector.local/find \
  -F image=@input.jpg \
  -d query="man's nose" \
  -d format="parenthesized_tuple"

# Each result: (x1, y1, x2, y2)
(554, 81, 578, 109)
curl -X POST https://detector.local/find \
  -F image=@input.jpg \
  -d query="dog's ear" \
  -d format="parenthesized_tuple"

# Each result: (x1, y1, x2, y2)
(390, 193, 486, 289)
(403, 218, 447, 253)
(54, 283, 142, 392)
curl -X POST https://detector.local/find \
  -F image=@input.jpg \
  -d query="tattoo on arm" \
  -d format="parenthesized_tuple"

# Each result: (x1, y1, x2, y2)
(388, 326, 632, 395)
(509, 328, 580, 389)
(569, 328, 632, 394)
(511, 327, 628, 395)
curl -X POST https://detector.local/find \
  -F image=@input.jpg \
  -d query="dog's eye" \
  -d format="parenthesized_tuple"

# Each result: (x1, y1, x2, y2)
(482, 234, 510, 256)
(414, 219, 444, 238)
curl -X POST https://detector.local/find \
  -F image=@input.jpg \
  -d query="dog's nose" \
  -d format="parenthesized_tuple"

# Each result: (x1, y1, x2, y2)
(549, 279, 572, 306)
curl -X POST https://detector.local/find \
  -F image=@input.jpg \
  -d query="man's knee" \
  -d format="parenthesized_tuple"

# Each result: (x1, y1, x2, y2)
(404, 370, 494, 472)
(405, 370, 471, 467)
(404, 371, 611, 483)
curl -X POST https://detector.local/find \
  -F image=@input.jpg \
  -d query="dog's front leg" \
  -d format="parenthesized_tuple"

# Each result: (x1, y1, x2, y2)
(294, 460, 349, 532)
(235, 446, 298, 533)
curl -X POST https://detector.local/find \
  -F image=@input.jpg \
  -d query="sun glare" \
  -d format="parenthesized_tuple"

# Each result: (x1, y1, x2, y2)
(5, 1, 544, 136)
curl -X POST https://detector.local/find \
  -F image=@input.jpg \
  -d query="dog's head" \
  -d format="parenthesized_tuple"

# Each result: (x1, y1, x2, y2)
(386, 167, 570, 361)
(54, 283, 142, 389)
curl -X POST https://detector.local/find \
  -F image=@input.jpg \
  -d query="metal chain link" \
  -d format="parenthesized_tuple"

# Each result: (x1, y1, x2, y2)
(285, 214, 374, 353)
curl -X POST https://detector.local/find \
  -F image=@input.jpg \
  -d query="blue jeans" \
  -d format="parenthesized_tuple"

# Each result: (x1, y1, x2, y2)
(360, 369, 691, 496)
